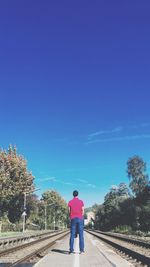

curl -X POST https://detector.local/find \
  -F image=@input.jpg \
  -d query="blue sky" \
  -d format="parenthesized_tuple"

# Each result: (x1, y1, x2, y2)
(0, 1, 150, 207)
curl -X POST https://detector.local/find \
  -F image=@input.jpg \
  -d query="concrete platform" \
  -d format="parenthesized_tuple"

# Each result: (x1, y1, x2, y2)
(34, 232, 134, 267)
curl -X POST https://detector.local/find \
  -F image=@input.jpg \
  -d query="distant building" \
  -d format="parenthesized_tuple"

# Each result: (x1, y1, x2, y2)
(84, 211, 95, 226)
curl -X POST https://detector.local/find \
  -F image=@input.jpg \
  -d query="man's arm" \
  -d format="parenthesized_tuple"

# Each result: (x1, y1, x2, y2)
(68, 206, 71, 216)
(82, 206, 84, 216)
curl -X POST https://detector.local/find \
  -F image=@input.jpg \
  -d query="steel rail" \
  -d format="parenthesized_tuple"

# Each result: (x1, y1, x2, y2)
(0, 230, 66, 257)
(0, 230, 58, 251)
(94, 230, 150, 249)
(86, 230, 150, 266)
(8, 231, 69, 267)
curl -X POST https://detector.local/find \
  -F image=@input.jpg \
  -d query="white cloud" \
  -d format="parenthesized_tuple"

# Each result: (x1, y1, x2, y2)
(77, 178, 88, 183)
(88, 126, 123, 140)
(62, 181, 76, 186)
(87, 183, 96, 188)
(87, 123, 150, 142)
(86, 134, 150, 144)
(51, 178, 76, 186)
(37, 176, 76, 186)
(73, 179, 96, 189)
(130, 122, 150, 129)
(38, 177, 56, 182)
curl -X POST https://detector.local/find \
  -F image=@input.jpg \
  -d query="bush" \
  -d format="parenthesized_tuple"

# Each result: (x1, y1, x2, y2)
(134, 230, 145, 237)
(146, 231, 150, 237)
(0, 214, 22, 232)
(112, 225, 132, 234)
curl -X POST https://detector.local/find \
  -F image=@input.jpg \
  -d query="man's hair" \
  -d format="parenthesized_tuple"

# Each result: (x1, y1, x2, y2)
(73, 190, 78, 197)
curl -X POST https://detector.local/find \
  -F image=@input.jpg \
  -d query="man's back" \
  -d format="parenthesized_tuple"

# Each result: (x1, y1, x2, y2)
(68, 197, 84, 219)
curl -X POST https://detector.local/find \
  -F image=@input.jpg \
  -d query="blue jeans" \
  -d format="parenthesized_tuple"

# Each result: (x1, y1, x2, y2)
(69, 217, 84, 252)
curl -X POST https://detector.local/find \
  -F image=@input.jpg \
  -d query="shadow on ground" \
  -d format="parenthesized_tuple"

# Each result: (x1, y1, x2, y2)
(51, 249, 69, 255)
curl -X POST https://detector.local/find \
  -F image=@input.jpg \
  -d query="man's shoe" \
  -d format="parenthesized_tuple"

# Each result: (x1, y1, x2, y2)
(69, 250, 74, 254)
(80, 250, 85, 254)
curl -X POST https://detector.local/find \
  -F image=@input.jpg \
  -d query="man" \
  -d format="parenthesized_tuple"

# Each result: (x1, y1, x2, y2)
(68, 190, 84, 254)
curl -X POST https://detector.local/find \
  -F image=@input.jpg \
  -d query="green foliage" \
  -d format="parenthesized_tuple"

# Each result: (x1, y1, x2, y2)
(127, 155, 149, 196)
(84, 203, 99, 221)
(40, 190, 68, 229)
(0, 213, 21, 232)
(139, 204, 150, 231)
(1, 147, 149, 233)
(112, 225, 132, 234)
(85, 203, 99, 213)
(0, 145, 35, 222)
(94, 156, 150, 233)
(118, 183, 130, 197)
(98, 183, 130, 230)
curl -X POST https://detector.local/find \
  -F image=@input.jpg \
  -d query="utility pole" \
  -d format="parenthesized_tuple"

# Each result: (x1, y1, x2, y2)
(43, 203, 58, 231)
(22, 188, 40, 232)
(54, 214, 56, 230)
(22, 192, 27, 233)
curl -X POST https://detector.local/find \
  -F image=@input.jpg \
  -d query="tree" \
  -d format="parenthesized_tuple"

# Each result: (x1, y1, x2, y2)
(26, 194, 41, 229)
(95, 183, 131, 231)
(0, 145, 35, 222)
(127, 156, 149, 196)
(118, 183, 130, 197)
(139, 204, 150, 231)
(41, 190, 68, 229)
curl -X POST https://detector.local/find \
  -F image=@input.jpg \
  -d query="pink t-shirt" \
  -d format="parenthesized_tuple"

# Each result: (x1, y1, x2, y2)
(68, 197, 84, 219)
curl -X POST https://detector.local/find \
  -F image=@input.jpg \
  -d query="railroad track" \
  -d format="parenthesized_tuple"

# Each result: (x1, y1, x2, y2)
(86, 230, 150, 267)
(0, 230, 56, 250)
(94, 230, 150, 249)
(0, 230, 69, 267)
